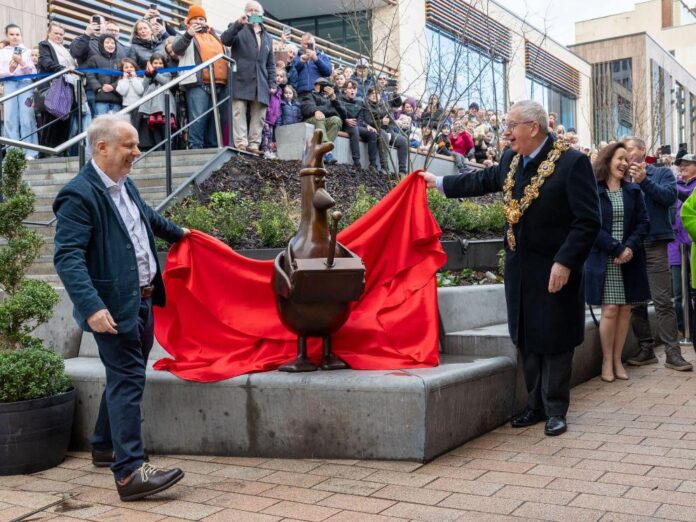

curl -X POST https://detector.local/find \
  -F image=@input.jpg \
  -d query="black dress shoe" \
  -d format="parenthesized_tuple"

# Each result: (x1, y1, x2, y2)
(544, 416, 567, 436)
(92, 447, 149, 467)
(117, 463, 184, 501)
(511, 408, 545, 428)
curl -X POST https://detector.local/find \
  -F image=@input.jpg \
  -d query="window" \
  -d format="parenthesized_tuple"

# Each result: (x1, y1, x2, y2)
(425, 26, 506, 113)
(526, 76, 577, 130)
(282, 12, 371, 54)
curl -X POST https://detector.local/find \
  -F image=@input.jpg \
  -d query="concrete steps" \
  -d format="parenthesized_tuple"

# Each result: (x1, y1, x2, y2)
(15, 149, 219, 281)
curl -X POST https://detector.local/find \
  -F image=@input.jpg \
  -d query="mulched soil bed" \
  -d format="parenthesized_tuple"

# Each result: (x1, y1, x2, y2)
(194, 154, 502, 247)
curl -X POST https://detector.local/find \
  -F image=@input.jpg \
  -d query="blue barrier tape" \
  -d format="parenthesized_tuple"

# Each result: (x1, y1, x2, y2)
(0, 64, 198, 83)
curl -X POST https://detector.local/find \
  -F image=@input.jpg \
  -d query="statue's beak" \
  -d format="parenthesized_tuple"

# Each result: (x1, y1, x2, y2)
(313, 187, 335, 211)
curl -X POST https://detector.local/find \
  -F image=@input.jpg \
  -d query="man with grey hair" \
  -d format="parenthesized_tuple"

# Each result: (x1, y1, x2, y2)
(54, 115, 190, 500)
(420, 100, 601, 436)
(624, 137, 692, 371)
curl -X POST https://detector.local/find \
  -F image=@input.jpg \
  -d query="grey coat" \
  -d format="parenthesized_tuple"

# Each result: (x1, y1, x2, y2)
(220, 21, 275, 105)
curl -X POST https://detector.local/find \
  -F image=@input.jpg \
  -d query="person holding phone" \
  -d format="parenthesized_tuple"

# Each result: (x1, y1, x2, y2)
(293, 32, 332, 96)
(0, 23, 39, 159)
(221, 1, 276, 153)
(172, 6, 228, 149)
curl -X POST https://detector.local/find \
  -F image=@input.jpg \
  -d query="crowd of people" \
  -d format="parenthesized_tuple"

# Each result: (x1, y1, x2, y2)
(0, 1, 601, 174)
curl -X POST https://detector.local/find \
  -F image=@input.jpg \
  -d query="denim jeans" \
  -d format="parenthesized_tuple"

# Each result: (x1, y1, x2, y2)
(94, 102, 122, 116)
(185, 84, 228, 149)
(91, 298, 153, 481)
(2, 80, 38, 158)
(68, 108, 92, 157)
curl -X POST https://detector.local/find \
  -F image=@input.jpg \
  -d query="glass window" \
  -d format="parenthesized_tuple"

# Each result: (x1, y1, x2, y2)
(425, 26, 507, 113)
(282, 13, 371, 54)
(525, 76, 576, 130)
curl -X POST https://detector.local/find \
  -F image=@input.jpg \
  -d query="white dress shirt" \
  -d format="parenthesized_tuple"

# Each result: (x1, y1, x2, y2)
(93, 160, 156, 287)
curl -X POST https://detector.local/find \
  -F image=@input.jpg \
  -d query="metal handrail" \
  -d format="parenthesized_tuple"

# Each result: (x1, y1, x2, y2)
(0, 53, 236, 155)
(0, 67, 71, 104)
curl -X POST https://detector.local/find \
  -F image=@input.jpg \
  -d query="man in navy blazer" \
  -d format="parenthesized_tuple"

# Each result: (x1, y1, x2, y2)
(54, 114, 189, 501)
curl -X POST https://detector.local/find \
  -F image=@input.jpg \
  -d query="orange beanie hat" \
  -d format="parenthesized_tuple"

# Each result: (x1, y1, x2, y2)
(186, 6, 207, 24)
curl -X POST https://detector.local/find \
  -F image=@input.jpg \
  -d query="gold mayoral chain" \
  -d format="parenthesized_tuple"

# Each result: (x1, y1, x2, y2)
(502, 140, 570, 251)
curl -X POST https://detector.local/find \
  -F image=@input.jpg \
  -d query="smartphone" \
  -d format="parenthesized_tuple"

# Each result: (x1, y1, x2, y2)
(196, 24, 207, 32)
(155, 17, 163, 25)
(150, 3, 157, 9)
(249, 14, 263, 24)
(14, 46, 21, 55)
(386, 78, 398, 87)
(91, 15, 101, 24)
(307, 42, 315, 51)
(282, 25, 291, 36)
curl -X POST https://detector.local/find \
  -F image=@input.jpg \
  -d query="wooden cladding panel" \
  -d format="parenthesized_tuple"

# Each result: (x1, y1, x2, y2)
(525, 41, 580, 98)
(47, 0, 189, 42)
(425, 0, 511, 61)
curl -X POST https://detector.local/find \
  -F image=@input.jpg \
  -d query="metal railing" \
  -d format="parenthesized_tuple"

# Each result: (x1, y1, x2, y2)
(0, 52, 236, 225)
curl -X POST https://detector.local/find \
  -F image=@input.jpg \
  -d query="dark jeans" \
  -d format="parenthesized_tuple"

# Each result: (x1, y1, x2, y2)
(185, 84, 228, 149)
(343, 124, 378, 167)
(378, 130, 408, 173)
(91, 298, 154, 481)
(522, 350, 574, 417)
(631, 240, 679, 351)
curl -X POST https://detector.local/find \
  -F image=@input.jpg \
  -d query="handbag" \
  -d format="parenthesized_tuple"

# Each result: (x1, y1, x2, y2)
(44, 77, 73, 119)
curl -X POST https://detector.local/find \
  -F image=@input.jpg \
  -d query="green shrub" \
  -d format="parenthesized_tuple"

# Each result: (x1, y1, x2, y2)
(166, 197, 215, 234)
(0, 148, 66, 401)
(254, 187, 295, 247)
(427, 190, 460, 231)
(0, 347, 71, 402)
(344, 185, 379, 227)
(210, 191, 253, 245)
(427, 191, 504, 235)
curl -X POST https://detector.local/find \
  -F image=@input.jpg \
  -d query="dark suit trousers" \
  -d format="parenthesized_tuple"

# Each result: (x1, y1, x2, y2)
(521, 350, 574, 417)
(90, 298, 154, 481)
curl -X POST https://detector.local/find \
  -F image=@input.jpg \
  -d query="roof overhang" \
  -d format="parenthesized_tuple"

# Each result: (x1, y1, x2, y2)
(264, 0, 394, 20)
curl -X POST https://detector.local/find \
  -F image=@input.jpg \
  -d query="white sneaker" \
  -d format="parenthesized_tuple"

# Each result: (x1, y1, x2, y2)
(263, 150, 276, 159)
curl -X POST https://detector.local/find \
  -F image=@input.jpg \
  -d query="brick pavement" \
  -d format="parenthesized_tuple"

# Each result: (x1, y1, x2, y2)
(2, 348, 696, 521)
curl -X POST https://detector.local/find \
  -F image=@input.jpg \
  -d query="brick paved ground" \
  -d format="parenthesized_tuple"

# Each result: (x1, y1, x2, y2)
(3, 348, 696, 521)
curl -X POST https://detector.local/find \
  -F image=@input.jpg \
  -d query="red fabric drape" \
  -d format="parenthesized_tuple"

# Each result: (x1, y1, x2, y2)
(153, 172, 446, 382)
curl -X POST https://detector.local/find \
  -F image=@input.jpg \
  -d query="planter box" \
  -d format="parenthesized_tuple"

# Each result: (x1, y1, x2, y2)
(159, 239, 503, 272)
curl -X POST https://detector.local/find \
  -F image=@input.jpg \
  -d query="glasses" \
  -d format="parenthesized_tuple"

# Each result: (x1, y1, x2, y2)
(505, 120, 535, 131)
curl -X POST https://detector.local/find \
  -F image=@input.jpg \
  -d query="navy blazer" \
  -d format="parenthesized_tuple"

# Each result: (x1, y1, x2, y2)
(53, 162, 184, 333)
(584, 181, 651, 305)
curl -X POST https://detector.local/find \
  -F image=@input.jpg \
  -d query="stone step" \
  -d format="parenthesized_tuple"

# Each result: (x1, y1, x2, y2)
(65, 352, 517, 460)
(26, 171, 194, 193)
(24, 167, 201, 185)
(22, 149, 218, 171)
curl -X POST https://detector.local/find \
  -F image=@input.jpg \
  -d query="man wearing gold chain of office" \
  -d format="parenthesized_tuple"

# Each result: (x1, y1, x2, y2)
(420, 100, 601, 436)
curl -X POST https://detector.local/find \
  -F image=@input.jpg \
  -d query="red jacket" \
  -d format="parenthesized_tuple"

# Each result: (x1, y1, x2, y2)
(450, 131, 474, 155)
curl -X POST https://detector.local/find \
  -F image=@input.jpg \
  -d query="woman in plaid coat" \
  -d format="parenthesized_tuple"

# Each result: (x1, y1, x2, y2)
(584, 142, 650, 382)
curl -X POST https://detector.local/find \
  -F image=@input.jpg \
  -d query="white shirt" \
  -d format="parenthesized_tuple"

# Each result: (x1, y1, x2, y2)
(93, 160, 156, 287)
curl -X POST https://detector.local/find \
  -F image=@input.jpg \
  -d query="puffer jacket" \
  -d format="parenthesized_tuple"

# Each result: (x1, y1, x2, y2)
(278, 100, 302, 126)
(85, 35, 122, 104)
(128, 35, 166, 69)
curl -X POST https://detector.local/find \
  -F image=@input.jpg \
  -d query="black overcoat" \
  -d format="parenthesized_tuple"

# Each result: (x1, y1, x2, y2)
(584, 181, 651, 305)
(221, 22, 275, 105)
(443, 136, 601, 354)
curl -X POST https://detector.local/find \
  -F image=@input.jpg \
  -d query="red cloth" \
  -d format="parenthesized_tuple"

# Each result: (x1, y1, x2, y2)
(153, 172, 446, 382)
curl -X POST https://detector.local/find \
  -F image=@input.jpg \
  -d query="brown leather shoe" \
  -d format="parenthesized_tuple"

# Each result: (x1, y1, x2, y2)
(117, 463, 184, 501)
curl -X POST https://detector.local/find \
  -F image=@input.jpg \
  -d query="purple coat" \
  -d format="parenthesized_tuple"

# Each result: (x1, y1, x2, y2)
(265, 88, 283, 126)
(668, 178, 696, 266)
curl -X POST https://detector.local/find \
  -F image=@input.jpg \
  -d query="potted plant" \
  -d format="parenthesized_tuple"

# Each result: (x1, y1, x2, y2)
(0, 148, 72, 476)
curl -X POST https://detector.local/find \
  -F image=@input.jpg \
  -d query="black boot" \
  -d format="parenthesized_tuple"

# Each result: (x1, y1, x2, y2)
(626, 347, 658, 366)
(664, 346, 693, 371)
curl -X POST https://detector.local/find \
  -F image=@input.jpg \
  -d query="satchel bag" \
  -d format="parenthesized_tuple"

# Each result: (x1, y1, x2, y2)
(44, 77, 73, 119)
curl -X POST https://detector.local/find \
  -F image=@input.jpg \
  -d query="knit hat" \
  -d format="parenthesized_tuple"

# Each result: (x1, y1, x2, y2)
(186, 6, 207, 24)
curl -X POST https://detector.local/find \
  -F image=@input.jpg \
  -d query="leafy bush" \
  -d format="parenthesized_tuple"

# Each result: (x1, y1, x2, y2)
(166, 197, 216, 235)
(0, 347, 71, 402)
(427, 191, 504, 235)
(0, 148, 66, 402)
(344, 185, 379, 227)
(254, 187, 295, 247)
(210, 191, 253, 245)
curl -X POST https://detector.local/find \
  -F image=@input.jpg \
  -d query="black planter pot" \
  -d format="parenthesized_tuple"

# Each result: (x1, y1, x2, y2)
(0, 388, 76, 475)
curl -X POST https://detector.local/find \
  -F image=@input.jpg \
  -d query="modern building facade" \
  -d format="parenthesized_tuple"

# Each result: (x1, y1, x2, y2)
(571, 0, 696, 153)
(12, 0, 593, 143)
